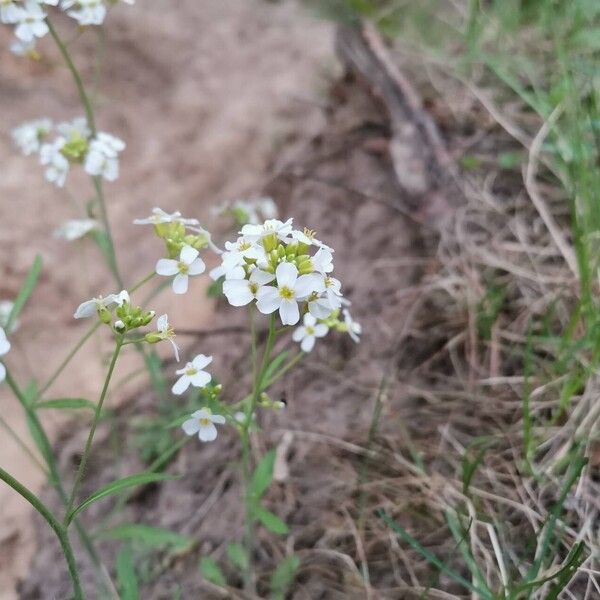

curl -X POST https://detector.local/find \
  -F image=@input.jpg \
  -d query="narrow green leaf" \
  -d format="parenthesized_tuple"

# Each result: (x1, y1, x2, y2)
(544, 542, 587, 600)
(36, 398, 97, 411)
(270, 555, 300, 600)
(199, 557, 226, 587)
(261, 350, 289, 388)
(249, 449, 276, 501)
(226, 542, 249, 571)
(255, 505, 289, 535)
(116, 544, 139, 600)
(378, 511, 494, 599)
(96, 524, 191, 549)
(6, 255, 42, 332)
(67, 473, 176, 525)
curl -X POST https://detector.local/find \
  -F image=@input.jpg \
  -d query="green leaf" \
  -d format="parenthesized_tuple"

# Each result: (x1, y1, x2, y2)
(270, 555, 300, 600)
(116, 544, 139, 600)
(66, 472, 176, 525)
(96, 524, 191, 549)
(261, 351, 289, 388)
(206, 276, 224, 298)
(36, 398, 97, 411)
(199, 557, 226, 587)
(226, 542, 249, 571)
(6, 255, 42, 333)
(255, 505, 289, 535)
(249, 449, 276, 501)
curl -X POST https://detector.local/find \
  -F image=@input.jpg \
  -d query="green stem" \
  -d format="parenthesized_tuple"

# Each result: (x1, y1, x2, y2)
(0, 466, 84, 600)
(5, 370, 108, 580)
(263, 352, 303, 388)
(40, 321, 101, 396)
(65, 336, 124, 523)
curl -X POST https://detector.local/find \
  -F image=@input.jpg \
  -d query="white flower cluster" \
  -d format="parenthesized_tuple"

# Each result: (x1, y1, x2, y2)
(209, 218, 358, 353)
(2, 0, 134, 56)
(12, 117, 125, 187)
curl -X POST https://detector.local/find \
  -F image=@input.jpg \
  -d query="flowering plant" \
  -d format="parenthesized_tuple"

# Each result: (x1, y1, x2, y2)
(0, 4, 361, 597)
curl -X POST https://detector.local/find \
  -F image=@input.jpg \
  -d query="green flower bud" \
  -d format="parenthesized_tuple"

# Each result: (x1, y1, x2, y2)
(98, 306, 113, 324)
(114, 320, 127, 333)
(263, 233, 279, 253)
(144, 332, 162, 344)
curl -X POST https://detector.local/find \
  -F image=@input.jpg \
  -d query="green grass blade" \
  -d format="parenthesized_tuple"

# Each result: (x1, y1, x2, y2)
(66, 473, 176, 525)
(96, 524, 191, 549)
(378, 510, 494, 599)
(6, 254, 42, 333)
(116, 544, 139, 600)
(36, 398, 97, 411)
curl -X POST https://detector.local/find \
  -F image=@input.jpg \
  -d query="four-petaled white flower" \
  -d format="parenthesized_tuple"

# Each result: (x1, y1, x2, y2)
(291, 227, 333, 251)
(62, 0, 106, 25)
(84, 132, 125, 181)
(256, 262, 316, 326)
(155, 244, 206, 294)
(312, 247, 334, 274)
(156, 313, 179, 361)
(223, 268, 274, 307)
(181, 408, 225, 442)
(172, 354, 212, 395)
(56, 117, 91, 140)
(292, 313, 328, 353)
(133, 207, 199, 227)
(240, 218, 293, 243)
(12, 118, 52, 155)
(73, 289, 129, 319)
(53, 218, 99, 241)
(343, 309, 362, 343)
(0, 327, 11, 383)
(40, 137, 69, 187)
(209, 237, 266, 280)
(14, 1, 48, 43)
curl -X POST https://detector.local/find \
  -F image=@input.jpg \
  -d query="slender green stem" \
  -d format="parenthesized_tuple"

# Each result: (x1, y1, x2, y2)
(130, 271, 155, 294)
(5, 370, 108, 579)
(40, 322, 101, 396)
(263, 352, 304, 387)
(65, 336, 124, 523)
(0, 466, 84, 600)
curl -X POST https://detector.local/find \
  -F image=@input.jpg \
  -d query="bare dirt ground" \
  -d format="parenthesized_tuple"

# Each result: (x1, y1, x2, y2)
(0, 2, 334, 597)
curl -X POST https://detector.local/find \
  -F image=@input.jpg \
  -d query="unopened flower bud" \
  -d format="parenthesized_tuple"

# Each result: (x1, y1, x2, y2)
(98, 306, 113, 324)
(144, 332, 162, 344)
(114, 319, 126, 333)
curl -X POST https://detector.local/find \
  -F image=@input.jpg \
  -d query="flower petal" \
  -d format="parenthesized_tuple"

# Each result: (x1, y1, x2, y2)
(198, 423, 218, 442)
(189, 370, 211, 388)
(0, 362, 5, 383)
(223, 280, 253, 306)
(295, 274, 321, 298)
(187, 257, 206, 276)
(275, 262, 298, 288)
(292, 327, 305, 342)
(314, 324, 329, 338)
(155, 258, 179, 276)
(182, 418, 200, 435)
(171, 375, 190, 395)
(172, 273, 189, 294)
(279, 299, 300, 326)
(157, 314, 168, 332)
(250, 269, 275, 285)
(180, 245, 199, 265)
(256, 286, 280, 314)
(192, 354, 213, 370)
(210, 414, 226, 425)
(301, 335, 316, 353)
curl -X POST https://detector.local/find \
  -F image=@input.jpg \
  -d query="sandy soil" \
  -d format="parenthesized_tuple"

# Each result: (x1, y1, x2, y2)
(0, 2, 333, 597)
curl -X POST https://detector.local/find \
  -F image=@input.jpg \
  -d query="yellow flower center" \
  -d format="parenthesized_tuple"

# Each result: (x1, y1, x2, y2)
(178, 261, 189, 274)
(249, 282, 259, 295)
(306, 326, 315, 335)
(199, 417, 211, 427)
(239, 241, 252, 250)
(324, 276, 333, 289)
(279, 286, 294, 300)
(185, 367, 198, 376)
(303, 228, 316, 240)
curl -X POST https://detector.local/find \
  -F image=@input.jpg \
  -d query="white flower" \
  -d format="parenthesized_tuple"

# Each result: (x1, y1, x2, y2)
(181, 408, 225, 442)
(256, 262, 316, 326)
(307, 272, 343, 313)
(307, 293, 334, 319)
(240, 218, 294, 243)
(155, 245, 206, 295)
(84, 132, 125, 181)
(343, 309, 361, 343)
(1, 1, 21, 24)
(53, 218, 99, 241)
(223, 268, 274, 307)
(40, 137, 69, 187)
(56, 117, 90, 140)
(0, 327, 10, 383)
(172, 354, 212, 395)
(292, 313, 328, 353)
(0, 301, 17, 333)
(312, 247, 334, 274)
(12, 118, 52, 155)
(10, 37, 36, 56)
(62, 0, 106, 25)
(73, 289, 128, 319)
(133, 207, 199, 227)
(290, 228, 333, 251)
(209, 238, 266, 280)
(14, 1, 48, 42)
(156, 314, 179, 361)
